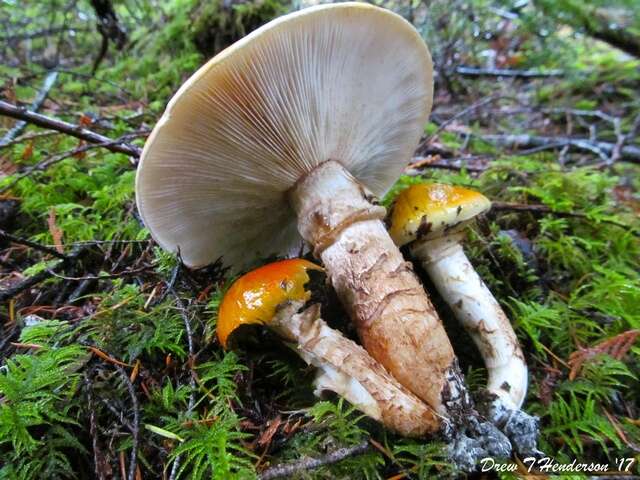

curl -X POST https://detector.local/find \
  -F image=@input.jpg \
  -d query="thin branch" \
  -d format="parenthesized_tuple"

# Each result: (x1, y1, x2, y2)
(1, 71, 58, 147)
(19, 68, 134, 99)
(0, 129, 58, 148)
(258, 440, 371, 480)
(0, 325, 18, 356)
(0, 100, 142, 158)
(0, 26, 89, 42)
(406, 156, 489, 174)
(168, 289, 197, 480)
(114, 364, 139, 480)
(85, 376, 108, 480)
(426, 94, 505, 144)
(0, 228, 67, 259)
(97, 396, 136, 433)
(455, 66, 564, 78)
(46, 264, 153, 281)
(480, 134, 640, 163)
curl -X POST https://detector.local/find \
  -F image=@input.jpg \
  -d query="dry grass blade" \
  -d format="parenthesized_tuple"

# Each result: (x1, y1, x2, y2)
(47, 208, 64, 254)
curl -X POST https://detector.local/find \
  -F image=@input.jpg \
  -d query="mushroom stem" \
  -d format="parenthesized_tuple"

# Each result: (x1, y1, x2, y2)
(271, 301, 443, 437)
(289, 161, 468, 415)
(410, 233, 527, 411)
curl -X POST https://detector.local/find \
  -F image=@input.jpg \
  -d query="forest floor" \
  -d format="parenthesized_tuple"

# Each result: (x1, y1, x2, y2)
(1, 1, 639, 479)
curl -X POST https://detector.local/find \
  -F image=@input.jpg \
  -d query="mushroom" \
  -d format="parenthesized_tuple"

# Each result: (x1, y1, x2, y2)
(388, 183, 540, 454)
(135, 3, 466, 418)
(388, 183, 526, 410)
(217, 258, 442, 437)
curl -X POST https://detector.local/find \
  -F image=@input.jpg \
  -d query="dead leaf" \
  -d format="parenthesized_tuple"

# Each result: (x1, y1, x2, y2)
(2, 85, 16, 104)
(21, 141, 33, 160)
(78, 114, 94, 127)
(47, 208, 64, 254)
(603, 409, 640, 453)
(257, 415, 282, 448)
(130, 359, 141, 382)
(74, 141, 87, 159)
(407, 154, 441, 170)
(538, 366, 562, 406)
(0, 156, 19, 177)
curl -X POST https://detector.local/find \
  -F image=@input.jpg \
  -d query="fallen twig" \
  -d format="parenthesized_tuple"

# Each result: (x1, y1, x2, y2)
(0, 129, 58, 148)
(426, 94, 506, 144)
(97, 396, 136, 433)
(480, 134, 640, 163)
(1, 130, 148, 194)
(258, 440, 371, 480)
(406, 156, 489, 174)
(114, 364, 139, 480)
(0, 100, 142, 158)
(67, 239, 151, 247)
(46, 264, 153, 281)
(85, 376, 109, 480)
(0, 227, 67, 259)
(0, 26, 89, 42)
(168, 289, 197, 480)
(1, 71, 58, 147)
(455, 66, 564, 78)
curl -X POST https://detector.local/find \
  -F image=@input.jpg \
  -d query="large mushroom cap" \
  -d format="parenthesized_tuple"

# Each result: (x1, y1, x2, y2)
(388, 183, 491, 245)
(136, 2, 433, 268)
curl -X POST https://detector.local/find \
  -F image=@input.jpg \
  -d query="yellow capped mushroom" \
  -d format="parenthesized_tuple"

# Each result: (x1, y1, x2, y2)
(388, 184, 540, 456)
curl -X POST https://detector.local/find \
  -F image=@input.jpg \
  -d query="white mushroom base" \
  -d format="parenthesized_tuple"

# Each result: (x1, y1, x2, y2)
(477, 394, 542, 457)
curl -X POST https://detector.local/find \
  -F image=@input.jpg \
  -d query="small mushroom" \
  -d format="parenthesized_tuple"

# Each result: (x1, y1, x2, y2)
(388, 183, 541, 455)
(388, 183, 527, 410)
(136, 3, 466, 417)
(217, 258, 442, 437)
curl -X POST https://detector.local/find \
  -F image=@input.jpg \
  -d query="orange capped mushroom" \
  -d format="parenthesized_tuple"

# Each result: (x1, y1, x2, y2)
(217, 259, 322, 348)
(216, 259, 442, 437)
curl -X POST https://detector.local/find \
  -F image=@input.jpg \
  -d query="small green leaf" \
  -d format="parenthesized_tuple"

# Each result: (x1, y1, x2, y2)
(145, 424, 184, 442)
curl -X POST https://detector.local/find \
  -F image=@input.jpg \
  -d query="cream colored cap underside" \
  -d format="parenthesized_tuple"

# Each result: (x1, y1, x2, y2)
(135, 2, 433, 268)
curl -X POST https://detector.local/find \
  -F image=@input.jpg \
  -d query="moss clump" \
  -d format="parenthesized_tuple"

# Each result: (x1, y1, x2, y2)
(191, 0, 289, 57)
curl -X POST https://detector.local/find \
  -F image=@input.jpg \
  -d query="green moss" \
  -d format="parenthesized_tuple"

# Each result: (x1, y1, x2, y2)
(191, 0, 288, 57)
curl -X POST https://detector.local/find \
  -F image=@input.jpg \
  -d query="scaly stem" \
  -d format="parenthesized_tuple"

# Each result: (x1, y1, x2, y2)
(289, 161, 468, 415)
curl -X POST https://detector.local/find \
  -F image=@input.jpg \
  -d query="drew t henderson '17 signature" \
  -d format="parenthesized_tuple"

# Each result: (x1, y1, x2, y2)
(480, 456, 636, 474)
